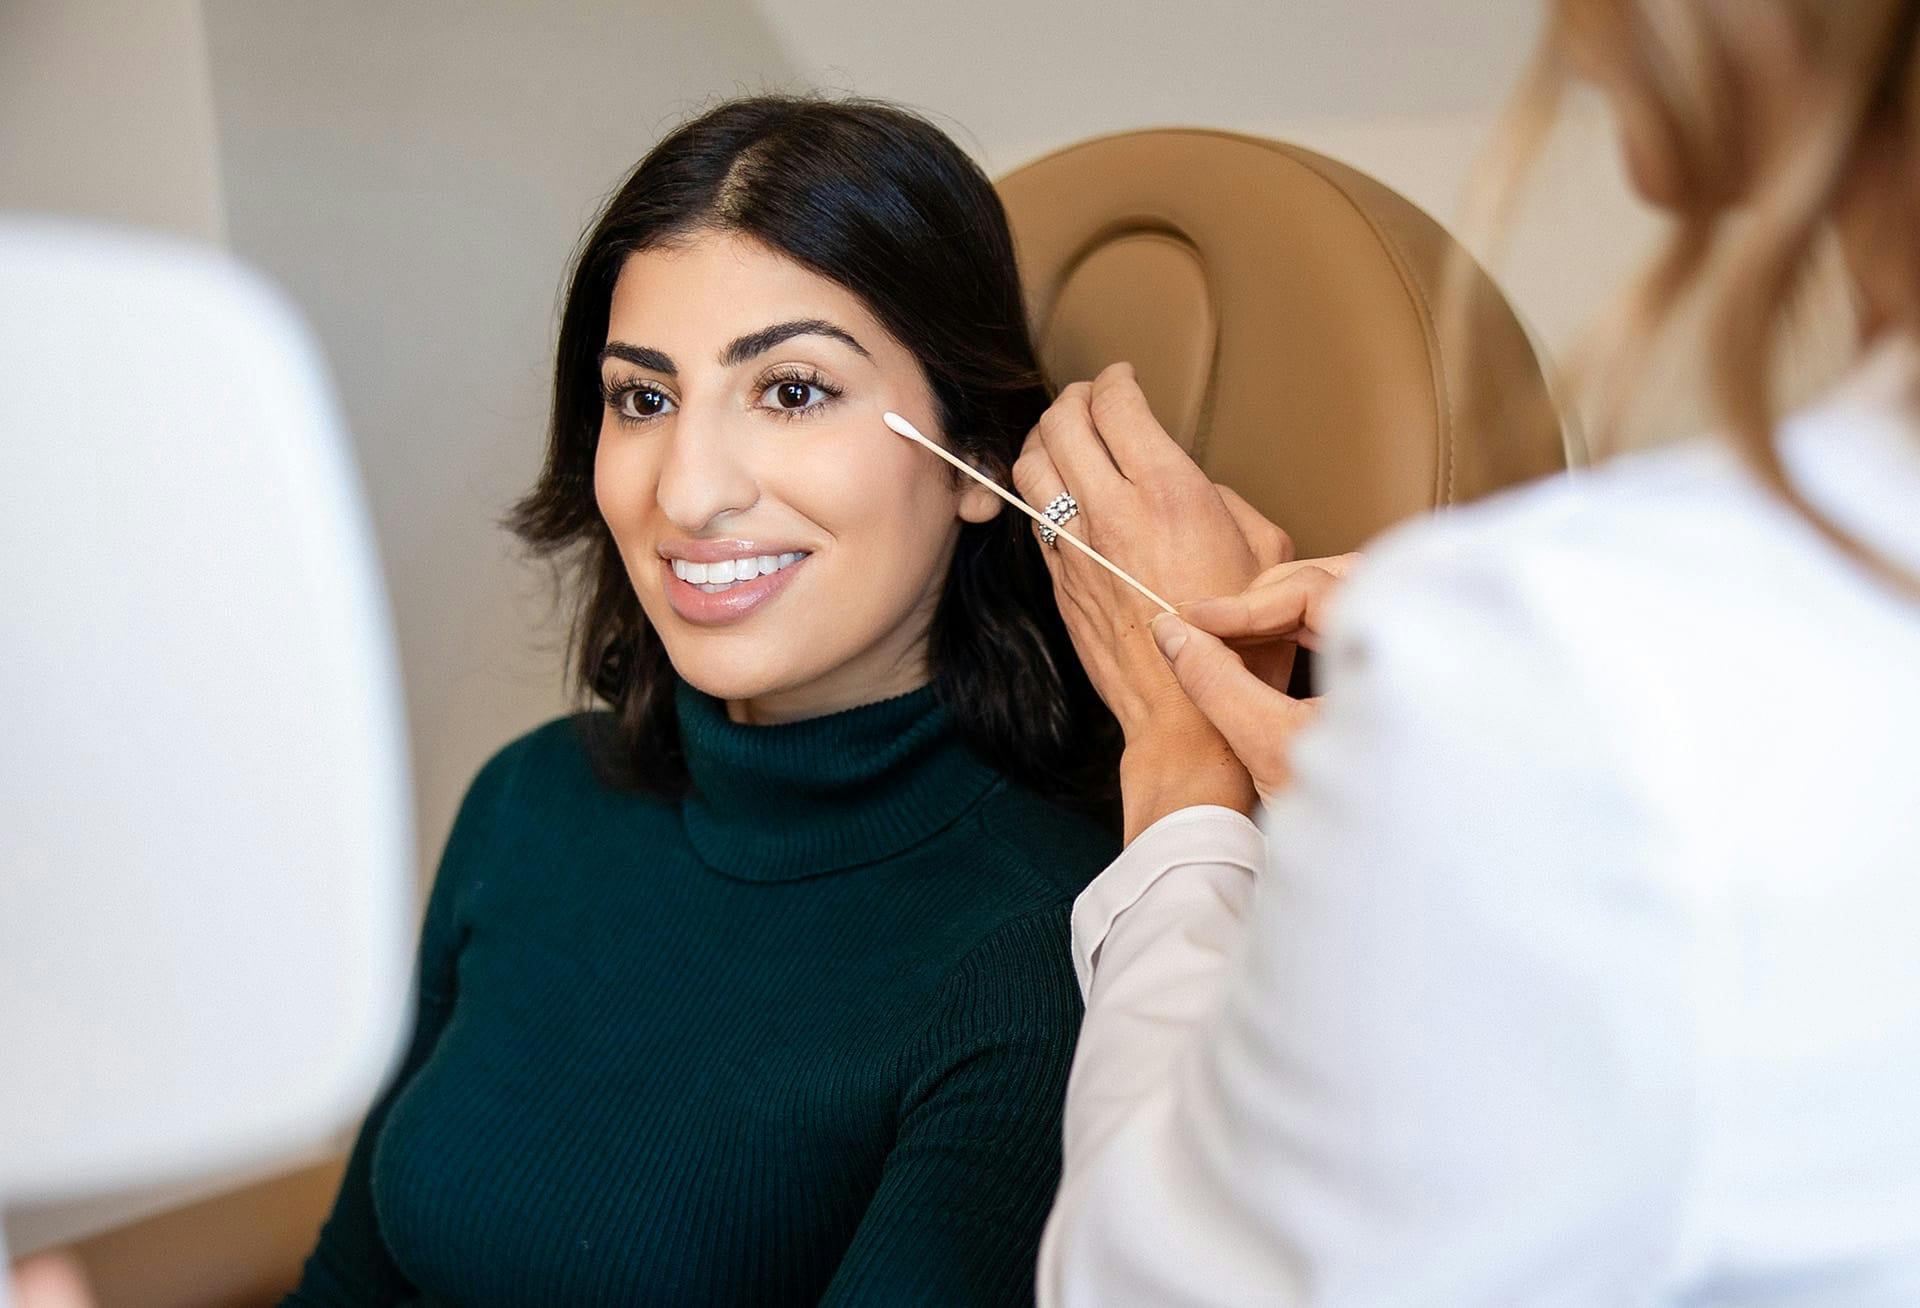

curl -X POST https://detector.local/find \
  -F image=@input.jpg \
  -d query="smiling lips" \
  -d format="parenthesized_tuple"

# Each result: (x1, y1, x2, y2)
(670, 550, 808, 591)
(659, 545, 812, 625)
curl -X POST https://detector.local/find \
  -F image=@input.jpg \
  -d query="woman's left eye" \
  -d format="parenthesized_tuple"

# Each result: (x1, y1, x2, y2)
(758, 376, 838, 416)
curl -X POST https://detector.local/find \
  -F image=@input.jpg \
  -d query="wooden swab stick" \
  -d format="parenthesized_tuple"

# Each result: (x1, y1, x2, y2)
(882, 410, 1179, 616)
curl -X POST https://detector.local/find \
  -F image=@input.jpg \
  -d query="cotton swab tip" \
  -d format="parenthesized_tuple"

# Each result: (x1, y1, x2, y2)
(879, 409, 1179, 616)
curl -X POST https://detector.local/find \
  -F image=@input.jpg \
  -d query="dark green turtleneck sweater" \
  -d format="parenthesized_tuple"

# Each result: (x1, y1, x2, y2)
(283, 680, 1117, 1307)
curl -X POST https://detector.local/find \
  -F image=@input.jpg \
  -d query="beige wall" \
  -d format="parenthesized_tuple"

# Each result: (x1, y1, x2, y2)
(0, 0, 226, 242)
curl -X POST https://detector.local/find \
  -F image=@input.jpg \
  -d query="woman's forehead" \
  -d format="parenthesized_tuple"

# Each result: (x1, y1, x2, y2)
(607, 233, 884, 347)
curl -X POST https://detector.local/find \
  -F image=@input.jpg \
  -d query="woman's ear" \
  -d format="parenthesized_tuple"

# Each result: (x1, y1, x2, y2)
(957, 476, 1004, 524)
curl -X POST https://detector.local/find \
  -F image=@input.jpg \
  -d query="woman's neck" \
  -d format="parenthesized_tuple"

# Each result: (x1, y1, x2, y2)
(726, 635, 934, 725)
(723, 567, 945, 725)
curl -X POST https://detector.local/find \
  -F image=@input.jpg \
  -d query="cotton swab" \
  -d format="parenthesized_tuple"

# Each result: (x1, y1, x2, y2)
(882, 411, 1179, 616)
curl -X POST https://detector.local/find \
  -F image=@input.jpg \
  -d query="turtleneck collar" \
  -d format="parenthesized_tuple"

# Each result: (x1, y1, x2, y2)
(675, 677, 1003, 882)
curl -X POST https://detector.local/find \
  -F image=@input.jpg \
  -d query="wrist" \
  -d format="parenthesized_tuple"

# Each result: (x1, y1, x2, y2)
(1118, 719, 1256, 842)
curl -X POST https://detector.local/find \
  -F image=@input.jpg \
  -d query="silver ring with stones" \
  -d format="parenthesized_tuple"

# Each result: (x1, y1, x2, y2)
(1039, 492, 1079, 547)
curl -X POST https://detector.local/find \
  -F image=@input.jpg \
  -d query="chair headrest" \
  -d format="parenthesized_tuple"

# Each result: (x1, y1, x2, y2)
(999, 129, 1569, 557)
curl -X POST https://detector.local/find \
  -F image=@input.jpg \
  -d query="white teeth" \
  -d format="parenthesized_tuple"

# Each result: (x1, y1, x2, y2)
(672, 550, 808, 591)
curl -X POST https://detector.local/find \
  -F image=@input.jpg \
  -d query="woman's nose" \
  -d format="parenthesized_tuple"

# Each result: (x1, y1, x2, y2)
(651, 410, 759, 532)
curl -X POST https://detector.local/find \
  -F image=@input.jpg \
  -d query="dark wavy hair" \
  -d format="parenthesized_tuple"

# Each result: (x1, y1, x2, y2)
(508, 95, 1121, 821)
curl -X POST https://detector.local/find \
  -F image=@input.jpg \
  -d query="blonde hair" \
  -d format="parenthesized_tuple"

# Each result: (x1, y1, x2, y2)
(1483, 0, 1920, 588)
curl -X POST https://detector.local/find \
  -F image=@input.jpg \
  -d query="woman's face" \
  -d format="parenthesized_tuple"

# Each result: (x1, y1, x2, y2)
(593, 231, 1001, 724)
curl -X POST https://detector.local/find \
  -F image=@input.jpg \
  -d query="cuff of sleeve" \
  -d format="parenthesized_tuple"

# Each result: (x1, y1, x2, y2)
(1069, 804, 1266, 999)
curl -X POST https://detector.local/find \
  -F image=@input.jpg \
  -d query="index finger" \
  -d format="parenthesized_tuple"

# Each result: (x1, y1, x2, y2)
(1088, 362, 1202, 482)
(1034, 380, 1126, 498)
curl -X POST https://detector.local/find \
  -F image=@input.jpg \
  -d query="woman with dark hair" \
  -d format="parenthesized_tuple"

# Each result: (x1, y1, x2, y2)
(279, 96, 1149, 1306)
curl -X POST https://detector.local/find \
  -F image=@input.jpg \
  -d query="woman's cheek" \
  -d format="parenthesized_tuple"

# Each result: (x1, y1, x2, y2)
(767, 421, 901, 530)
(593, 436, 667, 594)
(593, 435, 647, 530)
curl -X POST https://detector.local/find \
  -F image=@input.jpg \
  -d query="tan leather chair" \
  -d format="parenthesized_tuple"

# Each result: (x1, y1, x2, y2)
(56, 129, 1569, 1308)
(998, 128, 1571, 557)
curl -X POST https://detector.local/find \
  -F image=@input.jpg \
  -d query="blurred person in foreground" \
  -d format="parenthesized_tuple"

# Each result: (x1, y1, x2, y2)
(1025, 1, 1920, 1303)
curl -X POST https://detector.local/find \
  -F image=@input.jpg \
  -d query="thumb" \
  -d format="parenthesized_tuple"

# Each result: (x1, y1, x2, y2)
(1150, 614, 1306, 795)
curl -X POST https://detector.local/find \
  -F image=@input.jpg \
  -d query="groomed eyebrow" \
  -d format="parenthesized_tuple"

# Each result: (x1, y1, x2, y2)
(599, 342, 676, 373)
(598, 318, 870, 376)
(719, 318, 870, 367)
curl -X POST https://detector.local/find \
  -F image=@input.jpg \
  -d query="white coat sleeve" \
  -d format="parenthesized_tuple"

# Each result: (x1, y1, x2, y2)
(1038, 525, 1695, 1307)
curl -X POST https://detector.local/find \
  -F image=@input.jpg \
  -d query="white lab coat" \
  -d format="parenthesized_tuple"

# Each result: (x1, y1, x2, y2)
(1040, 338, 1920, 1307)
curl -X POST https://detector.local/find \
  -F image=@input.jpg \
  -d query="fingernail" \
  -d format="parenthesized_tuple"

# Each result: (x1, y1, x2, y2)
(1149, 613, 1188, 662)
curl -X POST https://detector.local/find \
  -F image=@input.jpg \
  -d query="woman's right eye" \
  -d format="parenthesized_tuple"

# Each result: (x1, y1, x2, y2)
(605, 382, 677, 423)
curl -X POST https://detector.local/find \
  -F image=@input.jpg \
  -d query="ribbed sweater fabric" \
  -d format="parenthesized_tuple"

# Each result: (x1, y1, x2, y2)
(282, 678, 1117, 1307)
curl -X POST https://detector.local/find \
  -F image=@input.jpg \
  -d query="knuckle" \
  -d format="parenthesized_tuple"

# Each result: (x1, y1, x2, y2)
(1045, 385, 1090, 433)
(1156, 476, 1209, 512)
(1089, 377, 1141, 422)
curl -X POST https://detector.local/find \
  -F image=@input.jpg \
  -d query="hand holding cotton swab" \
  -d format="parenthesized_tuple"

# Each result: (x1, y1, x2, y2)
(882, 411, 1178, 617)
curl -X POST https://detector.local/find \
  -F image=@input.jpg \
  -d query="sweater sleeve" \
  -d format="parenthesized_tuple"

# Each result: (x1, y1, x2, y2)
(818, 905, 1082, 1308)
(279, 737, 526, 1306)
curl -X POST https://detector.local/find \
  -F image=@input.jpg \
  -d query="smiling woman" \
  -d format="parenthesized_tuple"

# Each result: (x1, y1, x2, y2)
(278, 97, 1124, 1308)
(517, 96, 1120, 771)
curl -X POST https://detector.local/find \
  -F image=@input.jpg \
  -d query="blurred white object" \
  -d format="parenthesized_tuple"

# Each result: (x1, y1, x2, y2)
(0, 220, 412, 1280)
